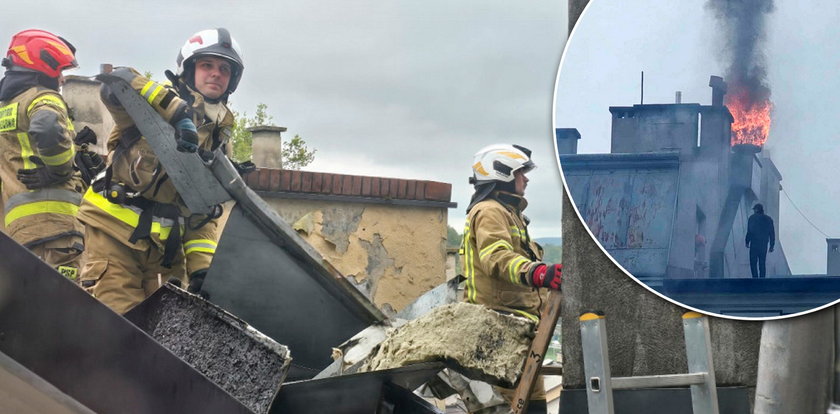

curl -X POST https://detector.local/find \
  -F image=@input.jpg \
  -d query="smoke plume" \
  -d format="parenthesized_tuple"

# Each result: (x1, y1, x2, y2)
(706, 0, 775, 104)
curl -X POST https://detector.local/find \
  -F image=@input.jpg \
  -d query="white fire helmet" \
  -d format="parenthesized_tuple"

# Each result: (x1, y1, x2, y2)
(471, 144, 536, 184)
(176, 28, 244, 95)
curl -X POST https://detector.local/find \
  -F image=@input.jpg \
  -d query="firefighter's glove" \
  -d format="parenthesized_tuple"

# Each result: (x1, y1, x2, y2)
(175, 118, 199, 153)
(233, 160, 256, 176)
(17, 156, 71, 190)
(530, 263, 562, 291)
(187, 269, 209, 299)
(74, 149, 105, 186)
(73, 126, 97, 146)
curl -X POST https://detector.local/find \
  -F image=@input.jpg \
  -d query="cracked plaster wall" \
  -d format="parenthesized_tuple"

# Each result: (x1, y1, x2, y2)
(262, 198, 448, 313)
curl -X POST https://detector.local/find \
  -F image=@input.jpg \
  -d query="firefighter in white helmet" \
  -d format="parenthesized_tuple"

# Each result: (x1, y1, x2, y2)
(458, 143, 561, 413)
(76, 28, 245, 314)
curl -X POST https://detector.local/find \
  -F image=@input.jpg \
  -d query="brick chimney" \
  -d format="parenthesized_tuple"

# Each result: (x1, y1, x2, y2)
(249, 125, 287, 169)
(709, 76, 727, 107)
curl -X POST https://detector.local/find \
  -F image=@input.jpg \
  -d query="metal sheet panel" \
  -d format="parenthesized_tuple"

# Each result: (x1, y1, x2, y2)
(0, 232, 253, 414)
(97, 73, 387, 382)
(563, 156, 679, 277)
(95, 73, 232, 214)
(0, 350, 94, 414)
(204, 202, 383, 380)
(271, 363, 444, 413)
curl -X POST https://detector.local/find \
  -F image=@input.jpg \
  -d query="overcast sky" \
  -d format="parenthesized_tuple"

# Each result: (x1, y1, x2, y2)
(5, 0, 568, 238)
(555, 0, 840, 273)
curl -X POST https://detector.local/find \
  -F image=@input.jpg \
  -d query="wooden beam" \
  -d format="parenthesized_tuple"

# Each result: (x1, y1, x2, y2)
(510, 291, 563, 413)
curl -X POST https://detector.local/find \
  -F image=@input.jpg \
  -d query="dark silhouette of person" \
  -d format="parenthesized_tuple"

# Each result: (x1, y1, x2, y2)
(745, 203, 775, 278)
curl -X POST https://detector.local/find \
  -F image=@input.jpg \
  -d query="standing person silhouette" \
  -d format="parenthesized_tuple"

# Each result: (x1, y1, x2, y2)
(746, 203, 775, 279)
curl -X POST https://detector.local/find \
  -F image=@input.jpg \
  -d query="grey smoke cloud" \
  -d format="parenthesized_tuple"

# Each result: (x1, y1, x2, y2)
(706, 0, 775, 102)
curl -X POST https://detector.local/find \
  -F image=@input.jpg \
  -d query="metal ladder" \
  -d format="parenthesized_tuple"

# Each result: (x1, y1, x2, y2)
(579, 311, 719, 414)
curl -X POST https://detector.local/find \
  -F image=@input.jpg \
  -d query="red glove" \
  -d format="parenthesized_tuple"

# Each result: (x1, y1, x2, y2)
(530, 263, 562, 290)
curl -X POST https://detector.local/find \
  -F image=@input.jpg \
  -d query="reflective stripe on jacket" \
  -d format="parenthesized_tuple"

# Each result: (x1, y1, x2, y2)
(460, 192, 545, 321)
(77, 67, 229, 275)
(0, 86, 84, 247)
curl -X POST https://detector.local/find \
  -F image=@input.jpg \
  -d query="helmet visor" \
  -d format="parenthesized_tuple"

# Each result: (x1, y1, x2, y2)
(519, 159, 536, 174)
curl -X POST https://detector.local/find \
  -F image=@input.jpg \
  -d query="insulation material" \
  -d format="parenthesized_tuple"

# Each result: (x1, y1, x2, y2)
(361, 302, 534, 387)
(125, 285, 291, 414)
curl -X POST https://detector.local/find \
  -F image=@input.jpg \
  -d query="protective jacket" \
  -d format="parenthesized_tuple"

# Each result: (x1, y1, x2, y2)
(746, 212, 775, 251)
(0, 74, 84, 249)
(77, 67, 233, 276)
(460, 191, 545, 322)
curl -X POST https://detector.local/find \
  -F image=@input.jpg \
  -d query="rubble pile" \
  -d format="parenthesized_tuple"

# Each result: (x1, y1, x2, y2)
(361, 302, 534, 386)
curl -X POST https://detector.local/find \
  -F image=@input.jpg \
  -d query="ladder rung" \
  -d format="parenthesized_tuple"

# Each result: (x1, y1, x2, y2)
(540, 365, 563, 376)
(611, 372, 707, 389)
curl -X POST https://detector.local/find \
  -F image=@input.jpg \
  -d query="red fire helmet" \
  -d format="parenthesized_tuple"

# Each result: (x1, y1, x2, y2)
(4, 29, 77, 78)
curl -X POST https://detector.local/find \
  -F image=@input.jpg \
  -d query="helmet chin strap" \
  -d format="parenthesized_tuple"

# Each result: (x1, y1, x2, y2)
(494, 180, 517, 194)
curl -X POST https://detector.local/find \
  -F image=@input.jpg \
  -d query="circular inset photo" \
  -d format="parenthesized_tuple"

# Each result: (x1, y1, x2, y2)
(554, 0, 840, 319)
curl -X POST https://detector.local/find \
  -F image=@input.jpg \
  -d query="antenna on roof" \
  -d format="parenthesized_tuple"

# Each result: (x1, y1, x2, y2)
(640, 71, 644, 105)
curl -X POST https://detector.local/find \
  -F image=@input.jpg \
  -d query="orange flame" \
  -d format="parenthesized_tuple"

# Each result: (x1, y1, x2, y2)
(726, 84, 772, 147)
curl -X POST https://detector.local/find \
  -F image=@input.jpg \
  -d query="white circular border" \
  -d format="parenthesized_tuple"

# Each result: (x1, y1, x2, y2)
(550, 0, 834, 322)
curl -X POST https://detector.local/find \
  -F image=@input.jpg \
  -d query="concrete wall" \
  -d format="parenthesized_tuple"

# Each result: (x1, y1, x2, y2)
(687, 106, 734, 278)
(262, 197, 448, 314)
(62, 76, 112, 155)
(572, 98, 791, 279)
(561, 191, 763, 389)
(562, 153, 680, 278)
(610, 105, 701, 154)
(754, 307, 834, 413)
(249, 126, 286, 169)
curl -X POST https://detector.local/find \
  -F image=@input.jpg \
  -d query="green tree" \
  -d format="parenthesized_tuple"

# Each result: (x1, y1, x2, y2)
(446, 225, 461, 249)
(229, 103, 316, 169)
(541, 244, 562, 263)
(282, 134, 317, 170)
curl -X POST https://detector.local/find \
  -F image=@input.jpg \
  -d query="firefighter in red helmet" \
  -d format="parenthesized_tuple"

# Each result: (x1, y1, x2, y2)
(0, 29, 85, 280)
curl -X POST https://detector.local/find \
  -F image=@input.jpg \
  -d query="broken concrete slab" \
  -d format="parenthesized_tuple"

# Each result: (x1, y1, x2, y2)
(360, 302, 534, 387)
(315, 277, 462, 380)
(125, 285, 291, 414)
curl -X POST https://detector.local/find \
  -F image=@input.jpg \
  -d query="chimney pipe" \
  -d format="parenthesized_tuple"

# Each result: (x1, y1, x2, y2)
(709, 76, 727, 107)
(675, 91, 682, 104)
(248, 125, 287, 169)
(828, 239, 840, 276)
(555, 128, 581, 155)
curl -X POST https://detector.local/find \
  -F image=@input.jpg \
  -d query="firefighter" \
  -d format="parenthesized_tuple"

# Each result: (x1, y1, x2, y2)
(76, 28, 244, 314)
(0, 29, 85, 280)
(458, 143, 562, 413)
